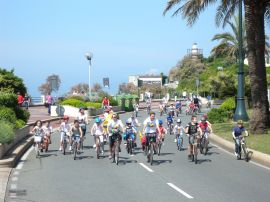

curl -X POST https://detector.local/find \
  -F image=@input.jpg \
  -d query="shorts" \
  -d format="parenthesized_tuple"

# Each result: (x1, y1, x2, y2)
(109, 133, 122, 147)
(146, 133, 156, 146)
(188, 134, 198, 145)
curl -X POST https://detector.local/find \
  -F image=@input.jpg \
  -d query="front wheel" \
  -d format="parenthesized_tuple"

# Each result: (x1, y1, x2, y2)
(158, 142, 161, 156)
(150, 143, 154, 165)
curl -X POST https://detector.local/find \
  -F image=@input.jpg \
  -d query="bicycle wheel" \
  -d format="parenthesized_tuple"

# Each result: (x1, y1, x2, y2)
(115, 142, 119, 165)
(150, 143, 154, 165)
(63, 140, 67, 155)
(81, 138, 84, 150)
(129, 140, 133, 155)
(35, 144, 39, 158)
(242, 144, 248, 162)
(158, 142, 161, 156)
(204, 139, 208, 155)
(200, 138, 204, 154)
(194, 145, 198, 164)
(73, 142, 77, 160)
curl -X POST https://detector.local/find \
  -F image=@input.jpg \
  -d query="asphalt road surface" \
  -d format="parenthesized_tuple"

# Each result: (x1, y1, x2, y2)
(5, 108, 270, 202)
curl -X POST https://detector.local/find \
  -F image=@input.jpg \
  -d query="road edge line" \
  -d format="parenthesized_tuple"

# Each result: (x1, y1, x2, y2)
(139, 163, 154, 172)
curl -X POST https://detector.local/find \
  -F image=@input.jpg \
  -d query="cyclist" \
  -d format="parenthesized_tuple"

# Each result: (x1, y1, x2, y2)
(71, 120, 83, 152)
(127, 113, 140, 147)
(173, 119, 184, 143)
(166, 111, 174, 134)
(142, 112, 161, 162)
(108, 113, 124, 159)
(91, 117, 105, 155)
(199, 116, 212, 151)
(102, 97, 110, 110)
(31, 120, 45, 152)
(232, 120, 249, 157)
(157, 120, 167, 145)
(59, 115, 72, 151)
(77, 107, 89, 147)
(168, 103, 175, 117)
(146, 99, 151, 114)
(123, 120, 137, 152)
(159, 102, 164, 115)
(185, 115, 202, 161)
(175, 100, 182, 115)
(42, 121, 53, 151)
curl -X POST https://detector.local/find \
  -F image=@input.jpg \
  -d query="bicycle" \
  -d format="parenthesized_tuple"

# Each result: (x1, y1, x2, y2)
(134, 107, 139, 117)
(146, 133, 156, 165)
(147, 105, 151, 115)
(126, 133, 134, 155)
(72, 135, 81, 160)
(34, 135, 43, 158)
(176, 134, 183, 151)
(61, 132, 69, 155)
(168, 122, 173, 135)
(200, 131, 209, 155)
(95, 135, 104, 159)
(190, 134, 199, 164)
(111, 133, 121, 165)
(235, 136, 250, 162)
(157, 136, 162, 156)
(175, 107, 182, 117)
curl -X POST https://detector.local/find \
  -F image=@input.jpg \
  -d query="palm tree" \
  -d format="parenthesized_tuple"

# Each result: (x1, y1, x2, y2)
(211, 15, 270, 61)
(164, 0, 270, 134)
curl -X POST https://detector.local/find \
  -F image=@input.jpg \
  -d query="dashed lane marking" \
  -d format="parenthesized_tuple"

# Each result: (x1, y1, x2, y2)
(167, 183, 194, 199)
(16, 147, 33, 170)
(139, 163, 154, 172)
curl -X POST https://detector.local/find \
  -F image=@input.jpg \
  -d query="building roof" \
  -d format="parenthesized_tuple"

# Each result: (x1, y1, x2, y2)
(139, 75, 162, 78)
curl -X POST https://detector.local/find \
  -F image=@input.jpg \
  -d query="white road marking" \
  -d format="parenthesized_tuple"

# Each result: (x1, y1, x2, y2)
(210, 143, 270, 171)
(139, 163, 154, 172)
(11, 177, 18, 182)
(10, 184, 17, 190)
(167, 183, 194, 199)
(16, 147, 33, 170)
(13, 171, 19, 175)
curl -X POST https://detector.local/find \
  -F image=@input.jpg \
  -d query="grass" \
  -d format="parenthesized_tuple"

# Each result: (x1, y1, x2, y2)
(212, 122, 270, 155)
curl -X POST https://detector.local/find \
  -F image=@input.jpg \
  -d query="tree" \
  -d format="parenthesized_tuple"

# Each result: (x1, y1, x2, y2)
(119, 83, 137, 94)
(69, 83, 89, 95)
(38, 74, 61, 95)
(163, 0, 270, 134)
(92, 83, 103, 93)
(0, 68, 27, 94)
(211, 15, 270, 61)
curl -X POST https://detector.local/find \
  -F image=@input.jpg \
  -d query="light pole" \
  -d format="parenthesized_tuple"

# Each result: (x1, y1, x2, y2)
(234, 0, 249, 121)
(85, 52, 93, 101)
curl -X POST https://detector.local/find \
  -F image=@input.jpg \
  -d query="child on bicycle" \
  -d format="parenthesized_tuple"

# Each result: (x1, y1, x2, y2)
(232, 120, 249, 157)
(157, 120, 167, 144)
(166, 111, 174, 132)
(173, 119, 184, 143)
(124, 120, 137, 147)
(71, 120, 83, 152)
(31, 120, 45, 152)
(59, 115, 72, 151)
(91, 117, 105, 154)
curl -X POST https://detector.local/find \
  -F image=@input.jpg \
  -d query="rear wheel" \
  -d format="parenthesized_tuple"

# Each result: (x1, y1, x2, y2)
(150, 143, 154, 165)
(73, 142, 77, 160)
(115, 142, 119, 165)
(158, 142, 161, 156)
(194, 145, 198, 164)
(63, 140, 67, 155)
(242, 144, 248, 162)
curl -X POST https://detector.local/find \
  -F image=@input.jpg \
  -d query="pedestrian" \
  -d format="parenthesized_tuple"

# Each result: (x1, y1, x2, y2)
(17, 92, 24, 107)
(45, 93, 53, 115)
(102, 97, 110, 109)
(24, 93, 31, 110)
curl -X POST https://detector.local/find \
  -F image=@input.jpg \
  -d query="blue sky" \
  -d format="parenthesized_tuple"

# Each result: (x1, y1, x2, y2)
(0, 0, 269, 96)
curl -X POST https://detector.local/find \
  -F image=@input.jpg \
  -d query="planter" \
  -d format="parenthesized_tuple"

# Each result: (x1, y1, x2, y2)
(0, 125, 30, 159)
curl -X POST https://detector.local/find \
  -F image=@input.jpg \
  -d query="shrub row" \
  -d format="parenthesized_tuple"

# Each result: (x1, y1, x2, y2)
(60, 99, 102, 109)
(0, 121, 14, 144)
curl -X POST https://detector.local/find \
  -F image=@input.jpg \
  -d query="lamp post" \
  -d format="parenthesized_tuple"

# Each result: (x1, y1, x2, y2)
(85, 52, 93, 101)
(234, 0, 249, 121)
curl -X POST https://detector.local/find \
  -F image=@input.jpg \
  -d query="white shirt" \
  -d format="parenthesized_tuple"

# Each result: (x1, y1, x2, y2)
(127, 117, 139, 127)
(143, 118, 159, 134)
(60, 122, 71, 135)
(42, 125, 53, 136)
(108, 119, 124, 136)
(77, 113, 88, 124)
(91, 123, 104, 136)
(173, 125, 184, 135)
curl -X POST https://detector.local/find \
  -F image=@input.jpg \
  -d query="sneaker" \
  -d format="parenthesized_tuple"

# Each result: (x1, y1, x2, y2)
(69, 146, 72, 151)
(234, 152, 238, 156)
(101, 151, 104, 155)
(174, 139, 177, 143)
(59, 147, 62, 151)
(93, 144, 96, 148)
(109, 155, 112, 160)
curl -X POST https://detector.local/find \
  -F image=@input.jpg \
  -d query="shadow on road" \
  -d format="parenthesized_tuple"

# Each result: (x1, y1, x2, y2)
(153, 159, 173, 165)
(196, 159, 212, 164)
(77, 155, 94, 160)
(159, 152, 175, 156)
(205, 151, 220, 156)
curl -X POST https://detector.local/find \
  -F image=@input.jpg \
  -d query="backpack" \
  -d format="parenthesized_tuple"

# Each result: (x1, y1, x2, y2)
(188, 122, 198, 135)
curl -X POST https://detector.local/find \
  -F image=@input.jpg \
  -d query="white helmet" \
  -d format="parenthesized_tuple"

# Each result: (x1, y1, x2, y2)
(177, 119, 182, 123)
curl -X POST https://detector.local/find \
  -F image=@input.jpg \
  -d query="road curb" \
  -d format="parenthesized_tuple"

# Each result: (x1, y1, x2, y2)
(209, 133, 270, 168)
(0, 167, 11, 202)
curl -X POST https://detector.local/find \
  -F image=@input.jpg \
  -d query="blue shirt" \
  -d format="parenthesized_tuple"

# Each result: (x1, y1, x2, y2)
(167, 116, 173, 123)
(233, 126, 246, 137)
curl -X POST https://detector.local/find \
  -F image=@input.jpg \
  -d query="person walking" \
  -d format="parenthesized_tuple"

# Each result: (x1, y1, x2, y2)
(17, 92, 24, 107)
(45, 93, 53, 115)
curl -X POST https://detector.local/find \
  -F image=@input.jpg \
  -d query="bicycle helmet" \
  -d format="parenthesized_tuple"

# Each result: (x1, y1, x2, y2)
(95, 117, 101, 123)
(159, 120, 163, 125)
(201, 116, 206, 122)
(177, 119, 181, 123)
(126, 120, 132, 125)
(63, 115, 69, 120)
(237, 120, 243, 124)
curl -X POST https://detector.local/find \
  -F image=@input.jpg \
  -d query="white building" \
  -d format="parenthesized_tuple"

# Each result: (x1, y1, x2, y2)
(128, 75, 164, 87)
(244, 57, 270, 67)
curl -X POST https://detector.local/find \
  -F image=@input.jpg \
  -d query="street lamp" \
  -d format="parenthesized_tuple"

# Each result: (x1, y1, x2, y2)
(85, 52, 93, 101)
(234, 0, 249, 121)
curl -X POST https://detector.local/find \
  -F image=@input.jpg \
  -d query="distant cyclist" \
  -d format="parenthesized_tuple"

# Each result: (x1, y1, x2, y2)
(91, 117, 105, 155)
(59, 116, 72, 151)
(158, 120, 167, 144)
(173, 119, 184, 143)
(71, 120, 83, 152)
(232, 120, 249, 157)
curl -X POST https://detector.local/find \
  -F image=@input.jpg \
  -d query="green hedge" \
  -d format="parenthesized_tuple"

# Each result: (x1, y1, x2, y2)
(15, 108, 30, 123)
(0, 107, 17, 126)
(0, 121, 14, 144)
(16, 119, 26, 129)
(85, 102, 102, 109)
(60, 99, 87, 108)
(0, 93, 17, 108)
(208, 108, 228, 124)
(220, 97, 236, 111)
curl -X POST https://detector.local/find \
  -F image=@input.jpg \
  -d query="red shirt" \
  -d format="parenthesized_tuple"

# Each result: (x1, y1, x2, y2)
(102, 98, 110, 106)
(199, 122, 208, 131)
(18, 95, 24, 104)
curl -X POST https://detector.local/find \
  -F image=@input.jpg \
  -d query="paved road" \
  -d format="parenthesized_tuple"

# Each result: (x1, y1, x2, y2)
(5, 108, 270, 202)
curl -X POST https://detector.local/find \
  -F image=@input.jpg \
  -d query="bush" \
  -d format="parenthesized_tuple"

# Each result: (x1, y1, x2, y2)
(110, 98, 118, 106)
(85, 102, 102, 109)
(15, 108, 30, 123)
(220, 97, 236, 111)
(0, 121, 14, 144)
(0, 93, 17, 108)
(15, 119, 26, 129)
(0, 107, 17, 126)
(66, 95, 85, 101)
(60, 99, 87, 108)
(208, 108, 228, 124)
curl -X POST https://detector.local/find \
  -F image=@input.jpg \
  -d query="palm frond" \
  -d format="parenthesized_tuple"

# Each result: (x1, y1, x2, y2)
(215, 0, 238, 28)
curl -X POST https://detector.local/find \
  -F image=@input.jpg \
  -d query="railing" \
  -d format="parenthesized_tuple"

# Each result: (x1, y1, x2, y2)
(30, 96, 58, 106)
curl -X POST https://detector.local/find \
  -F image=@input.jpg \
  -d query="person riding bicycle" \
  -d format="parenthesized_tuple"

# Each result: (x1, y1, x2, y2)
(146, 99, 151, 113)
(91, 117, 105, 155)
(123, 120, 137, 150)
(77, 107, 89, 147)
(158, 120, 167, 144)
(199, 116, 212, 151)
(168, 103, 175, 117)
(42, 121, 53, 151)
(31, 120, 45, 152)
(173, 119, 184, 143)
(108, 113, 124, 159)
(59, 115, 72, 151)
(102, 97, 110, 109)
(71, 120, 83, 152)
(166, 111, 174, 131)
(185, 115, 202, 161)
(175, 100, 182, 110)
(143, 112, 161, 161)
(232, 120, 249, 157)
